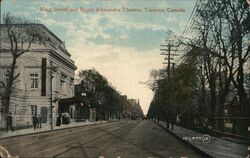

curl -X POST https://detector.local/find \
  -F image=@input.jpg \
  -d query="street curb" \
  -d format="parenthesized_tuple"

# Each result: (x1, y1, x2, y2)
(153, 120, 213, 158)
(0, 121, 108, 140)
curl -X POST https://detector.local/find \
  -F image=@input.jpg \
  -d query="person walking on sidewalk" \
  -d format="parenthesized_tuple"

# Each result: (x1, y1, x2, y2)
(37, 114, 42, 128)
(6, 112, 14, 132)
(56, 113, 62, 126)
(32, 115, 38, 130)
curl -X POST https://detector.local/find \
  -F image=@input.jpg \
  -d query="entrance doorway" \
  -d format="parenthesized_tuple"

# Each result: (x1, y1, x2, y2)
(40, 107, 48, 123)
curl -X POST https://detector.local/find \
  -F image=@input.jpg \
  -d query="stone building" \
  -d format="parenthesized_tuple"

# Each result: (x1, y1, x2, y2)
(128, 99, 143, 119)
(120, 95, 132, 118)
(0, 24, 77, 127)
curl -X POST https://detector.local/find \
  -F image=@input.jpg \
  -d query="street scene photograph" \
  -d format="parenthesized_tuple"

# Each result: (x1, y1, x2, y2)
(0, 0, 249, 157)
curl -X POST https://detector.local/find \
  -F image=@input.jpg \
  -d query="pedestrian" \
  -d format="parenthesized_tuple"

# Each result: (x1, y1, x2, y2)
(6, 112, 14, 132)
(170, 114, 175, 131)
(56, 114, 62, 126)
(171, 120, 174, 130)
(32, 115, 38, 130)
(37, 114, 42, 128)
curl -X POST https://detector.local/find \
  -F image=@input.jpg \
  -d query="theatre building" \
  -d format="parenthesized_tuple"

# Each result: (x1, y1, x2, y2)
(0, 24, 77, 127)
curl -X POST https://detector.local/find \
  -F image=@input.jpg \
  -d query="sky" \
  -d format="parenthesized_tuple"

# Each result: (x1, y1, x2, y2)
(1, 0, 196, 114)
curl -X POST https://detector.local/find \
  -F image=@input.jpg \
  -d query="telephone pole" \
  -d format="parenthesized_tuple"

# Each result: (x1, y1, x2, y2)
(160, 42, 178, 129)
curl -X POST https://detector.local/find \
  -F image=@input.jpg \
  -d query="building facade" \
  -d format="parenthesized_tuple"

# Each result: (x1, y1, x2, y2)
(120, 95, 132, 118)
(0, 24, 77, 127)
(120, 95, 144, 119)
(128, 99, 143, 118)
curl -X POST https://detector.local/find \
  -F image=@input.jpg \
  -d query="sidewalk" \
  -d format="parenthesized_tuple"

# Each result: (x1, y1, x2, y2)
(156, 120, 248, 158)
(0, 120, 107, 139)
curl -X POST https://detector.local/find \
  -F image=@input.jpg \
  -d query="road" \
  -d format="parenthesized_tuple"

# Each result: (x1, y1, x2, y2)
(0, 120, 202, 158)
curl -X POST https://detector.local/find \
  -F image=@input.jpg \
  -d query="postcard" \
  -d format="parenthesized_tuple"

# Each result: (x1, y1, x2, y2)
(0, 0, 249, 157)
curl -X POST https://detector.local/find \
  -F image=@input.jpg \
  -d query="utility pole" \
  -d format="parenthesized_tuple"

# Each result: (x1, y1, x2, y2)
(160, 43, 178, 129)
(166, 43, 171, 129)
(50, 63, 53, 130)
(171, 63, 175, 130)
(156, 93, 159, 123)
(0, 0, 2, 127)
(49, 62, 58, 130)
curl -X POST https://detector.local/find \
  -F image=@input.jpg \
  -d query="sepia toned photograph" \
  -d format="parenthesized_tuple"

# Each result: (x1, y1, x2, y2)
(0, 0, 249, 157)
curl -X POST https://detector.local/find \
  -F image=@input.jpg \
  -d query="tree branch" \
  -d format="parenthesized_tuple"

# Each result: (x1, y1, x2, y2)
(0, 81, 6, 88)
(12, 73, 20, 82)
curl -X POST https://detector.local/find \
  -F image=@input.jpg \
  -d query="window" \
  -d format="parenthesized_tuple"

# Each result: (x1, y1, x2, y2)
(60, 73, 67, 92)
(5, 74, 9, 84)
(60, 79, 64, 86)
(30, 74, 39, 89)
(60, 79, 65, 93)
(69, 77, 74, 86)
(34, 34, 39, 42)
(30, 105, 37, 116)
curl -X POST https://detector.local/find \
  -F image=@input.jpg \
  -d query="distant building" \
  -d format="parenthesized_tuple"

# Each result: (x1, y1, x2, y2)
(128, 99, 143, 118)
(0, 24, 77, 127)
(120, 95, 132, 118)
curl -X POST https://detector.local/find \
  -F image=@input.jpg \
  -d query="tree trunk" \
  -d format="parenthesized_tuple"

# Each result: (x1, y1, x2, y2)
(236, 30, 249, 133)
(4, 55, 18, 117)
(199, 75, 207, 116)
(218, 93, 226, 131)
(209, 84, 217, 128)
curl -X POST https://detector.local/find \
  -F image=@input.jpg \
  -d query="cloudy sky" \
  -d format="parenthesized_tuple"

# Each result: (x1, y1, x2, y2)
(1, 0, 196, 114)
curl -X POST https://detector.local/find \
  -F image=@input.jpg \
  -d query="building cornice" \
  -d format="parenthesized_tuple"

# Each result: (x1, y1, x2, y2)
(0, 48, 77, 70)
(0, 24, 62, 43)
(0, 24, 71, 57)
(49, 49, 77, 70)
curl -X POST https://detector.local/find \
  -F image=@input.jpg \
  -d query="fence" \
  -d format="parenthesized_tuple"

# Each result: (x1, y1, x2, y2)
(178, 115, 250, 138)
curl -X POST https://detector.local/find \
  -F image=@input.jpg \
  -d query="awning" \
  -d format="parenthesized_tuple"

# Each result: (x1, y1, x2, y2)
(58, 96, 89, 105)
(58, 96, 89, 113)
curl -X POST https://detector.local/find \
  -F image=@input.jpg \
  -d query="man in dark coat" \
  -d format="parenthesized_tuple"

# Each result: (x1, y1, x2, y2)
(37, 114, 42, 128)
(56, 114, 62, 126)
(32, 115, 38, 130)
(6, 112, 14, 132)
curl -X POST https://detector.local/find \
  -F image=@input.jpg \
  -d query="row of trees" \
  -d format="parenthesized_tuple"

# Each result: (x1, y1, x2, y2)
(75, 69, 123, 120)
(147, 0, 249, 135)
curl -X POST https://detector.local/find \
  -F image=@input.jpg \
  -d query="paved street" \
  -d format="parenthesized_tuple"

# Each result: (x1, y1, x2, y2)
(0, 120, 202, 158)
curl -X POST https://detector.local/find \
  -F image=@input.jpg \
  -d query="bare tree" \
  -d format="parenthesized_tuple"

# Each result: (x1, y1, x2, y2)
(140, 69, 164, 91)
(0, 12, 38, 121)
(197, 0, 250, 116)
(168, 0, 249, 132)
